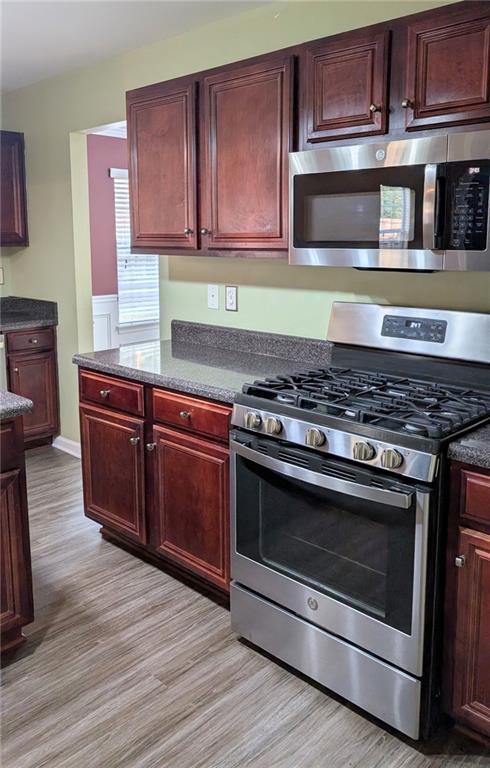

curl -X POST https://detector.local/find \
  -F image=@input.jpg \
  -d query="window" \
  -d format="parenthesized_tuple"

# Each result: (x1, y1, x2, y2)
(110, 168, 160, 326)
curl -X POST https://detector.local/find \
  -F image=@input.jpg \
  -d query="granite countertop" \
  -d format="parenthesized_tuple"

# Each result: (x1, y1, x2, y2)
(73, 321, 333, 403)
(0, 296, 58, 332)
(0, 390, 33, 420)
(448, 424, 490, 471)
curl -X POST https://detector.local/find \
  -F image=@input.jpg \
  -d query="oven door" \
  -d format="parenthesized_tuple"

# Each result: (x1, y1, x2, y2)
(231, 436, 432, 676)
(289, 135, 447, 270)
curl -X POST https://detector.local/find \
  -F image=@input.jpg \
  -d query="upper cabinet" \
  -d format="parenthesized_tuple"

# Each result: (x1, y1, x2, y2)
(301, 29, 390, 145)
(127, 79, 198, 250)
(200, 55, 293, 251)
(403, 5, 490, 131)
(0, 131, 28, 247)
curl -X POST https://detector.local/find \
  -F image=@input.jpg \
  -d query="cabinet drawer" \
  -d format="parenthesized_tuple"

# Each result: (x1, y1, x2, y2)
(6, 327, 54, 353)
(461, 469, 490, 528)
(79, 370, 144, 417)
(152, 389, 231, 442)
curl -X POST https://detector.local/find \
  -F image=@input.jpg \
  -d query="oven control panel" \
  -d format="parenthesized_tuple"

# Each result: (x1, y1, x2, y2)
(381, 315, 447, 344)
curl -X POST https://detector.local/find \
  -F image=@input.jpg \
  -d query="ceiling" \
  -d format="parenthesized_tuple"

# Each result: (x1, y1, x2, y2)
(1, 1, 263, 92)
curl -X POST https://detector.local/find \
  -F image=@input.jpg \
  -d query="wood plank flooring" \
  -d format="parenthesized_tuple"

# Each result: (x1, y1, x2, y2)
(1, 446, 489, 768)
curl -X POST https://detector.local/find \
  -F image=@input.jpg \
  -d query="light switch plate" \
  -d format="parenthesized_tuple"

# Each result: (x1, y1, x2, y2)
(225, 285, 238, 311)
(207, 284, 219, 310)
(0, 267, 4, 285)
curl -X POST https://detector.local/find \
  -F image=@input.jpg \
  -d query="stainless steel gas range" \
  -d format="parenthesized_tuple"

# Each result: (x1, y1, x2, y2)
(229, 303, 490, 740)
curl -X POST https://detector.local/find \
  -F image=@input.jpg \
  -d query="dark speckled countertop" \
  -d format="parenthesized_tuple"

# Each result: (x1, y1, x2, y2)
(0, 296, 58, 331)
(448, 424, 490, 471)
(73, 321, 332, 403)
(0, 390, 33, 420)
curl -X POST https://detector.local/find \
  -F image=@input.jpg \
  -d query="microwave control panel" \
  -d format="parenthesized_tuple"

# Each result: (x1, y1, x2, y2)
(382, 315, 447, 344)
(447, 161, 489, 251)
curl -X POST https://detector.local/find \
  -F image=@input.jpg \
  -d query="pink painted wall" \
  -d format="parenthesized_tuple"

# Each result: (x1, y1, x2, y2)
(87, 134, 127, 296)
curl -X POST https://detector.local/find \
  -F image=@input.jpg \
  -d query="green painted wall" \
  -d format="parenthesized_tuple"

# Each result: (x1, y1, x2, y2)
(3, 0, 482, 443)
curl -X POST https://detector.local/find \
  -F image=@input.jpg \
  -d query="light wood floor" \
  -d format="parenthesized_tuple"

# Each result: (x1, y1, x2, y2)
(1, 447, 489, 768)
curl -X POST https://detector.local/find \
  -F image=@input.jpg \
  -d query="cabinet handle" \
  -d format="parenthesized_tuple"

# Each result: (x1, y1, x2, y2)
(369, 103, 381, 113)
(146, 442, 157, 452)
(200, 228, 210, 235)
(129, 436, 140, 446)
(13, 368, 19, 373)
(455, 555, 466, 568)
(29, 338, 39, 344)
(99, 389, 110, 398)
(179, 410, 191, 420)
(401, 98, 413, 109)
(184, 227, 193, 235)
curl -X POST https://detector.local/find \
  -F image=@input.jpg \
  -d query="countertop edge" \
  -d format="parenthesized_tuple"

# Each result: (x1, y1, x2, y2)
(0, 390, 33, 420)
(447, 424, 490, 471)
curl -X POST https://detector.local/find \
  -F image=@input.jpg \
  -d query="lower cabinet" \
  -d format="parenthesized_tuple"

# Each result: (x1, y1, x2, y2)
(451, 527, 490, 738)
(152, 426, 229, 591)
(8, 351, 59, 443)
(79, 404, 146, 544)
(445, 463, 490, 741)
(78, 372, 232, 594)
(0, 419, 33, 658)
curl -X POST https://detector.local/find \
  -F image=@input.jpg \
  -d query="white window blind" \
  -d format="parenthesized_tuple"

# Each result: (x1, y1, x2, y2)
(111, 168, 160, 326)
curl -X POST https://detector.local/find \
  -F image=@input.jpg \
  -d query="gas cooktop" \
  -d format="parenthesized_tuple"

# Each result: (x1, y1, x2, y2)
(242, 366, 490, 440)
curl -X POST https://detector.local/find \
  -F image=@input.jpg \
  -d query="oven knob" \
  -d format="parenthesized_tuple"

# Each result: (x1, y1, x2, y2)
(264, 416, 283, 435)
(380, 449, 404, 470)
(305, 428, 326, 448)
(353, 441, 376, 461)
(244, 411, 262, 430)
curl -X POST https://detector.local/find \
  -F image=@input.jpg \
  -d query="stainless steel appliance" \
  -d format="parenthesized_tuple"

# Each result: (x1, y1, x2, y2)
(289, 130, 490, 270)
(230, 303, 490, 740)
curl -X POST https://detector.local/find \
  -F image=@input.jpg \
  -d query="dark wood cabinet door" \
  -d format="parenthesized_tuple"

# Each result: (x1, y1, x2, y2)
(8, 351, 59, 441)
(201, 54, 293, 251)
(301, 29, 389, 144)
(80, 404, 146, 543)
(127, 79, 197, 249)
(0, 468, 33, 638)
(152, 426, 229, 591)
(0, 131, 28, 246)
(404, 6, 490, 130)
(452, 527, 490, 737)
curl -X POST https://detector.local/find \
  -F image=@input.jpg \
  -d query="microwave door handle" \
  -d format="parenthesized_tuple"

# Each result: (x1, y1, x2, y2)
(231, 440, 413, 509)
(433, 175, 446, 250)
(422, 163, 441, 251)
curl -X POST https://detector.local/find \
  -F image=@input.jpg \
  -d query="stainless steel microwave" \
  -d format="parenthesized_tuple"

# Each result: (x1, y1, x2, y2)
(289, 130, 490, 271)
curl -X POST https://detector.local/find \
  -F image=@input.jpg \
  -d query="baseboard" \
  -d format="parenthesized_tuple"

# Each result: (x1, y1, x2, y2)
(52, 436, 81, 459)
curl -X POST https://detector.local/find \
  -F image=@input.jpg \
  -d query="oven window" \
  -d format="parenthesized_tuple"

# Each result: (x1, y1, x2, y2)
(294, 165, 425, 249)
(236, 457, 415, 634)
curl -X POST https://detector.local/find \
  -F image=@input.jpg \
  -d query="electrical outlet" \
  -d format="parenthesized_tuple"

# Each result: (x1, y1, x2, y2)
(225, 285, 238, 311)
(207, 284, 219, 310)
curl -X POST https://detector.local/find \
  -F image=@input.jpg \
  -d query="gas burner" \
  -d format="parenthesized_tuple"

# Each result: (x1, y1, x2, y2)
(244, 367, 490, 439)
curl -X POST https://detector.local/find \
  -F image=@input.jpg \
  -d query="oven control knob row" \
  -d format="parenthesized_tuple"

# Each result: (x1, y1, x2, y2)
(244, 411, 262, 430)
(380, 448, 404, 470)
(352, 441, 376, 461)
(264, 417, 283, 435)
(305, 428, 326, 448)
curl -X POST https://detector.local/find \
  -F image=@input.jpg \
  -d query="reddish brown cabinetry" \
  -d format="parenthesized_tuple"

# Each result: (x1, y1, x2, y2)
(404, 6, 490, 131)
(0, 131, 28, 247)
(445, 464, 490, 740)
(201, 55, 292, 251)
(78, 371, 232, 594)
(301, 29, 389, 144)
(8, 352, 58, 443)
(79, 404, 146, 544)
(0, 419, 33, 659)
(152, 426, 230, 591)
(127, 79, 198, 250)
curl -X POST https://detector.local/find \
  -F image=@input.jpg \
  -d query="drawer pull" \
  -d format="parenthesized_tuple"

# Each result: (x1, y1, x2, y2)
(455, 555, 466, 568)
(100, 389, 111, 399)
(179, 410, 191, 420)
(129, 436, 140, 446)
(29, 338, 39, 344)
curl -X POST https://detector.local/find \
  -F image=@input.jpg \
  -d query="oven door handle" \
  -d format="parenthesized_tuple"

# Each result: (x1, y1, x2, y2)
(232, 440, 414, 509)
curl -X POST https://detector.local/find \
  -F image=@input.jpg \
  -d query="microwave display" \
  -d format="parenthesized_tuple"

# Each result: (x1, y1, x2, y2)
(447, 161, 489, 251)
